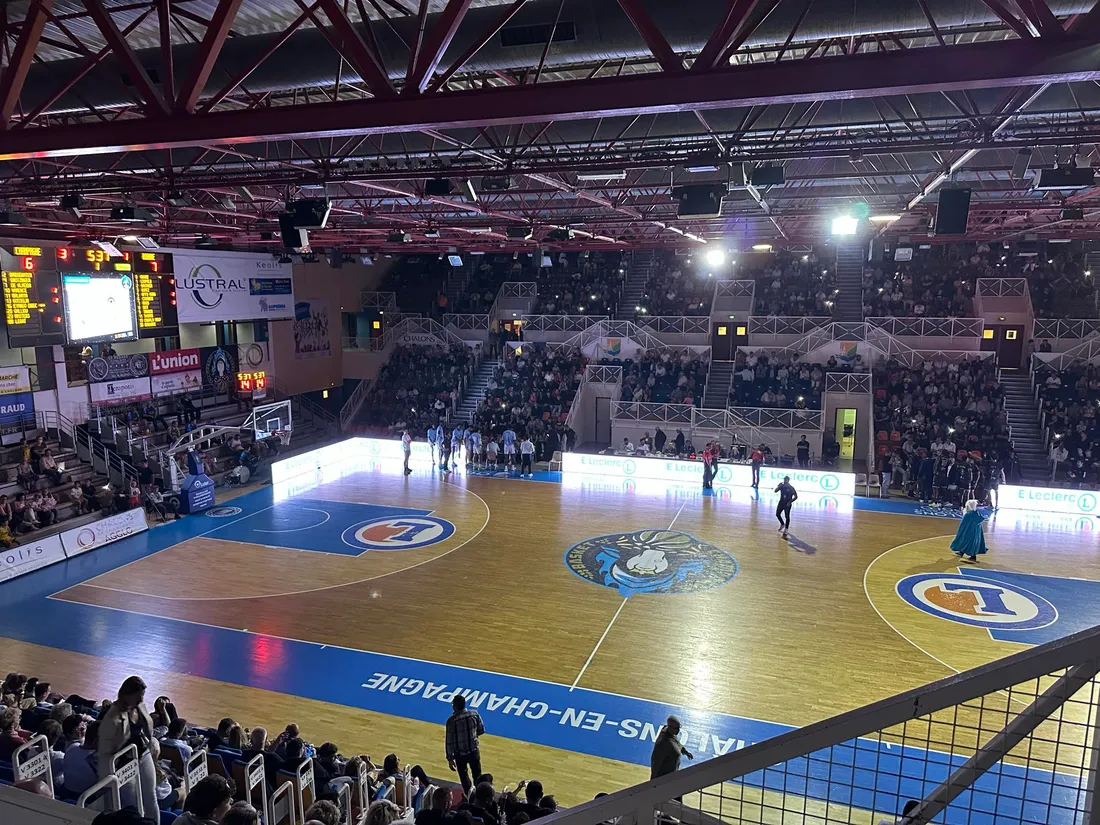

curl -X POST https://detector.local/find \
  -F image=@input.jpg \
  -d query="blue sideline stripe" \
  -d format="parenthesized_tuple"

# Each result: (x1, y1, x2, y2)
(0, 487, 1079, 824)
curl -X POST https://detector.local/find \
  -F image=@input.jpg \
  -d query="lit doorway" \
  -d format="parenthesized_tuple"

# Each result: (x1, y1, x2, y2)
(834, 408, 857, 460)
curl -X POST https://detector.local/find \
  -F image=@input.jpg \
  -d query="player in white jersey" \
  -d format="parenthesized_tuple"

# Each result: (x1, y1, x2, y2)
(485, 437, 499, 471)
(451, 426, 463, 470)
(469, 430, 483, 469)
(502, 428, 517, 471)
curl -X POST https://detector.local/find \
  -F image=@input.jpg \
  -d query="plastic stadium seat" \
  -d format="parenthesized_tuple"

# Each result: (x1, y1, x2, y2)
(206, 752, 229, 778)
(161, 812, 178, 825)
(160, 741, 186, 776)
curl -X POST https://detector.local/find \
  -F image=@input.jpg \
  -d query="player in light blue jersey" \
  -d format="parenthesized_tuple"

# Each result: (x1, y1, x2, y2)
(502, 428, 517, 471)
(426, 424, 440, 465)
(469, 430, 483, 469)
(451, 426, 463, 470)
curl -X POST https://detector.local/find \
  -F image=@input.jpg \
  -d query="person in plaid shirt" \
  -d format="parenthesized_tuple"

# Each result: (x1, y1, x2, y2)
(445, 694, 485, 794)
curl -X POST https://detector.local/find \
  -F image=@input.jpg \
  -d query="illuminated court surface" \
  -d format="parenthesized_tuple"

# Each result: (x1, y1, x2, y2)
(2, 459, 1099, 817)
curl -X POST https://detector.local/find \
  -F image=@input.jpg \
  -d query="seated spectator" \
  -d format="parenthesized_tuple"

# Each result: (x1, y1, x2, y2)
(268, 722, 299, 758)
(533, 252, 625, 317)
(305, 800, 341, 825)
(417, 786, 453, 825)
(732, 352, 842, 410)
(162, 717, 193, 762)
(16, 458, 38, 492)
(68, 484, 90, 515)
(33, 492, 58, 527)
(614, 349, 709, 407)
(635, 253, 715, 317)
(744, 250, 836, 316)
(60, 715, 85, 752)
(504, 780, 545, 822)
(224, 802, 261, 825)
(0, 516, 15, 549)
(362, 344, 473, 436)
(39, 449, 63, 486)
(282, 736, 332, 787)
(0, 706, 30, 760)
(458, 782, 501, 825)
(364, 799, 403, 825)
(175, 774, 235, 825)
(13, 777, 51, 797)
(38, 719, 65, 785)
(243, 726, 284, 787)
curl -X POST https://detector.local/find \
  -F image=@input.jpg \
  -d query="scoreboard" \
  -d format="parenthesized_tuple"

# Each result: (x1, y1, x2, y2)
(0, 245, 177, 347)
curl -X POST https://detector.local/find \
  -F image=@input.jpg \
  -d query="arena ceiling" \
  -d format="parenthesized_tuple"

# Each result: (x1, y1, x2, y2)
(2, 0, 1100, 252)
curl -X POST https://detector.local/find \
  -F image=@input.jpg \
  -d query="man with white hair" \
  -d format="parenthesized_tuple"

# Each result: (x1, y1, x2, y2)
(650, 715, 693, 780)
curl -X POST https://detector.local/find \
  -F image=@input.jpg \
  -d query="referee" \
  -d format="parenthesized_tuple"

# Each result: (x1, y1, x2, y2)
(519, 435, 535, 477)
(775, 475, 798, 538)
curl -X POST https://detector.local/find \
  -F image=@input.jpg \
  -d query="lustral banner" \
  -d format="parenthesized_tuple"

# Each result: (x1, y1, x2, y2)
(173, 251, 294, 323)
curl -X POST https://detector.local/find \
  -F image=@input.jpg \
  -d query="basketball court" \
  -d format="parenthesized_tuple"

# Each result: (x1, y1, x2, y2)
(1, 447, 1098, 821)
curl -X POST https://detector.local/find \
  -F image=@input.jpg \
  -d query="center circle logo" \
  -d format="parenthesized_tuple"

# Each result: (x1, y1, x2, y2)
(622, 459, 636, 476)
(565, 529, 738, 598)
(1077, 493, 1097, 513)
(207, 506, 243, 518)
(342, 516, 455, 551)
(820, 474, 840, 491)
(896, 574, 1058, 631)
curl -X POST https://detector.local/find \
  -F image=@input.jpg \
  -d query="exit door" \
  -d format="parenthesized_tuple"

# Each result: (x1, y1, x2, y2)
(834, 408, 857, 460)
(981, 324, 1025, 366)
(710, 320, 746, 360)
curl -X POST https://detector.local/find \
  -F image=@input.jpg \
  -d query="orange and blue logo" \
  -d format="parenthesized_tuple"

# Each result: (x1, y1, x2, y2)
(896, 573, 1058, 631)
(342, 516, 455, 551)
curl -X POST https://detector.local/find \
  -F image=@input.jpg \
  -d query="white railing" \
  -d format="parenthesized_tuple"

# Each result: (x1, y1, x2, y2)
(715, 279, 756, 298)
(608, 402, 781, 453)
(524, 314, 609, 332)
(500, 281, 538, 299)
(748, 316, 831, 336)
(585, 364, 624, 384)
(360, 291, 397, 312)
(866, 317, 985, 338)
(977, 277, 1029, 298)
(612, 401, 695, 425)
(824, 372, 872, 393)
(540, 623, 1100, 825)
(1034, 319, 1100, 340)
(635, 316, 711, 334)
(342, 336, 368, 351)
(1031, 337, 1100, 370)
(561, 319, 708, 356)
(339, 378, 371, 432)
(443, 313, 491, 330)
(369, 316, 467, 352)
(727, 406, 824, 430)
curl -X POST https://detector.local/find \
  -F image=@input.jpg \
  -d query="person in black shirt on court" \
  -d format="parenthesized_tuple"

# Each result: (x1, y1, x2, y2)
(796, 437, 810, 468)
(775, 476, 798, 538)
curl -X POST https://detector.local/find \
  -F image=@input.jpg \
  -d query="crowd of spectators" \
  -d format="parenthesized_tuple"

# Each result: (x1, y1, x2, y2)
(531, 252, 625, 317)
(743, 251, 836, 317)
(635, 253, 715, 317)
(1037, 363, 1100, 485)
(448, 256, 534, 315)
(2, 670, 519, 825)
(361, 345, 473, 436)
(1024, 255, 1099, 319)
(872, 357, 1015, 502)
(613, 350, 709, 406)
(862, 254, 976, 318)
(731, 352, 862, 410)
(469, 345, 583, 461)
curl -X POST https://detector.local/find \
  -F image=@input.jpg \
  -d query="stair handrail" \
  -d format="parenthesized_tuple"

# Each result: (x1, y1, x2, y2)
(339, 379, 372, 433)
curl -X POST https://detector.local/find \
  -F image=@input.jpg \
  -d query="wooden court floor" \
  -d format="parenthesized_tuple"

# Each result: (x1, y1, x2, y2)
(2, 464, 1099, 810)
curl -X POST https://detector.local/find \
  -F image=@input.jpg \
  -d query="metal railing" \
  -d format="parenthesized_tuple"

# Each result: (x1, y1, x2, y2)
(748, 316, 831, 336)
(1034, 319, 1100, 341)
(1030, 337, 1100, 371)
(715, 279, 756, 298)
(585, 364, 625, 384)
(867, 317, 985, 338)
(541, 623, 1100, 825)
(339, 378, 371, 432)
(824, 372, 872, 393)
(727, 406, 824, 430)
(499, 281, 538, 299)
(612, 401, 695, 425)
(977, 277, 1029, 298)
(635, 316, 711, 335)
(522, 314, 608, 332)
(608, 402, 782, 453)
(443, 313, 491, 330)
(359, 291, 397, 312)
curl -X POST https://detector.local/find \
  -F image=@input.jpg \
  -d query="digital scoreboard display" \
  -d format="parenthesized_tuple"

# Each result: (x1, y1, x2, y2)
(236, 371, 267, 394)
(0, 246, 65, 347)
(62, 272, 139, 344)
(0, 245, 176, 346)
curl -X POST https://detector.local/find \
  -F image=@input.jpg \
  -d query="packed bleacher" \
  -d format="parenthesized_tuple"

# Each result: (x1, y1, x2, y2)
(731, 352, 861, 410)
(1023, 255, 1099, 319)
(613, 350, 709, 406)
(531, 251, 625, 316)
(1036, 363, 1100, 485)
(635, 253, 715, 317)
(469, 345, 583, 461)
(872, 356, 1015, 503)
(360, 345, 474, 436)
(742, 251, 836, 317)
(449, 256, 534, 314)
(0, 670, 554, 824)
(862, 255, 976, 318)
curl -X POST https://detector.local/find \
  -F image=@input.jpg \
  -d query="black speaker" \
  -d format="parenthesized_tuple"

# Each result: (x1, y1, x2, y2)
(749, 164, 785, 186)
(424, 178, 453, 196)
(278, 213, 309, 249)
(672, 184, 725, 218)
(1062, 207, 1085, 220)
(935, 189, 971, 235)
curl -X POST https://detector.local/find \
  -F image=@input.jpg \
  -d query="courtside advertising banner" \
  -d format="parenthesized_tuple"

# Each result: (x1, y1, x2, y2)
(1000, 484, 1100, 517)
(173, 251, 294, 323)
(0, 366, 31, 395)
(149, 348, 202, 396)
(0, 535, 66, 582)
(61, 508, 149, 558)
(562, 453, 856, 496)
(90, 376, 152, 406)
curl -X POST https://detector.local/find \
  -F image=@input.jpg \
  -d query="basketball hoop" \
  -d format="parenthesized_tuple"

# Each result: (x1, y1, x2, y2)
(274, 429, 291, 446)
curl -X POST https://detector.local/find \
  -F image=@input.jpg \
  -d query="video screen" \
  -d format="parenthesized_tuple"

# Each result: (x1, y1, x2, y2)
(62, 273, 139, 344)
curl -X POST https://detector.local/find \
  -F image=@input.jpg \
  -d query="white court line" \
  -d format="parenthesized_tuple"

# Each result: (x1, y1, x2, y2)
(253, 506, 332, 533)
(667, 501, 688, 531)
(64, 478, 492, 603)
(571, 596, 628, 691)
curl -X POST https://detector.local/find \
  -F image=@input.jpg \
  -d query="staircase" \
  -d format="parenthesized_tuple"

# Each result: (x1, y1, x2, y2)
(445, 264, 473, 308)
(832, 241, 865, 322)
(454, 358, 501, 424)
(616, 250, 656, 320)
(999, 368, 1047, 482)
(702, 361, 735, 409)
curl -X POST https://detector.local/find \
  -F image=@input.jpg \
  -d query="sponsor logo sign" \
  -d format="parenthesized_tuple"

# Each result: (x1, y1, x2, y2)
(90, 376, 152, 406)
(1000, 484, 1100, 516)
(151, 370, 202, 396)
(0, 366, 31, 395)
(87, 353, 150, 383)
(0, 535, 65, 583)
(0, 391, 33, 425)
(173, 253, 294, 323)
(61, 508, 149, 558)
(150, 348, 201, 375)
(896, 573, 1059, 631)
(398, 333, 446, 346)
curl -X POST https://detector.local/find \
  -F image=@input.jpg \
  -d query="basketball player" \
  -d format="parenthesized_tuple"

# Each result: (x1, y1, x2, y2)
(470, 429, 483, 470)
(774, 475, 797, 538)
(401, 429, 413, 475)
(451, 426, 464, 470)
(502, 427, 517, 472)
(485, 437, 499, 471)
(427, 424, 440, 466)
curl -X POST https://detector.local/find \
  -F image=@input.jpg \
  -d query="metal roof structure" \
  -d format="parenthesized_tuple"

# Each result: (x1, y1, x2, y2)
(1, 0, 1100, 252)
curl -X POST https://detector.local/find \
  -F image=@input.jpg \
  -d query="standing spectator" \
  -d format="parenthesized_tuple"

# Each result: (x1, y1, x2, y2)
(650, 715, 693, 780)
(750, 445, 766, 488)
(17, 457, 38, 492)
(98, 676, 157, 818)
(445, 694, 485, 795)
(796, 436, 810, 468)
(879, 453, 893, 498)
(1051, 440, 1069, 480)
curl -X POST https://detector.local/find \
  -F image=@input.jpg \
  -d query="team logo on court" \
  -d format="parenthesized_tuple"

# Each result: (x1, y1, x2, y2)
(207, 506, 242, 518)
(342, 516, 455, 551)
(896, 574, 1058, 631)
(565, 529, 738, 598)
